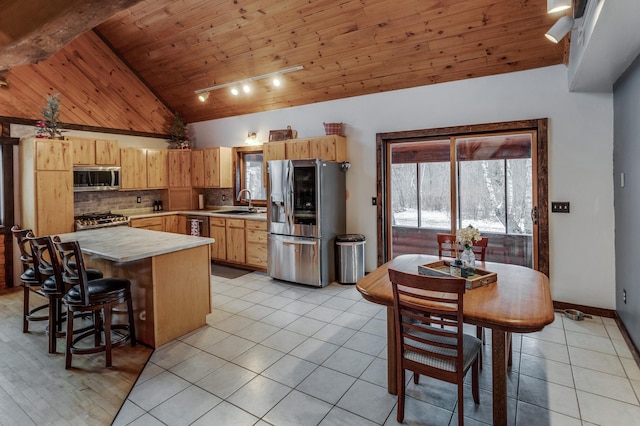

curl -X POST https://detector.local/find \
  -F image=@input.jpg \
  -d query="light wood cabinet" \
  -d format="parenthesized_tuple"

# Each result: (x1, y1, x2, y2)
(263, 142, 286, 163)
(129, 216, 163, 231)
(120, 148, 147, 190)
(36, 139, 72, 170)
(68, 136, 119, 165)
(147, 149, 168, 189)
(131, 215, 184, 233)
(70, 137, 94, 165)
(263, 142, 286, 183)
(95, 139, 119, 165)
(209, 217, 266, 269)
(210, 217, 227, 260)
(225, 218, 246, 264)
(191, 150, 205, 187)
(205, 147, 233, 188)
(264, 136, 347, 180)
(163, 214, 183, 233)
(309, 136, 347, 162)
(169, 150, 191, 188)
(245, 220, 268, 268)
(20, 138, 74, 236)
(192, 147, 233, 188)
(285, 139, 310, 159)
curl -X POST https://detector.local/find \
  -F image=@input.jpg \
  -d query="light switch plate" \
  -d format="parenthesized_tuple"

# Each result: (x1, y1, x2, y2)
(551, 202, 570, 213)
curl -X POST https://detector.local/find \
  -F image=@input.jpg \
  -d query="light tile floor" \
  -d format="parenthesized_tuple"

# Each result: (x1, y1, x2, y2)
(113, 271, 640, 425)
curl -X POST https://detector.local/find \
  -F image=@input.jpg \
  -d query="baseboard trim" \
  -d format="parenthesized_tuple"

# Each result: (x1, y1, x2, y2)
(553, 300, 640, 368)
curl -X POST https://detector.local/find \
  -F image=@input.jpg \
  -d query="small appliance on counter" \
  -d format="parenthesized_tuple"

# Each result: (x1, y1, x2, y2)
(74, 212, 130, 231)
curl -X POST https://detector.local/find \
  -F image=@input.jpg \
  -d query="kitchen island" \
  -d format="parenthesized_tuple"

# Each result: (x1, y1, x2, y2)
(57, 227, 215, 348)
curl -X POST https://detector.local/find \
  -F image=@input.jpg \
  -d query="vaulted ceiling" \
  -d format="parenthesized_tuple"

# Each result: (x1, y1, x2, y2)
(0, 0, 565, 135)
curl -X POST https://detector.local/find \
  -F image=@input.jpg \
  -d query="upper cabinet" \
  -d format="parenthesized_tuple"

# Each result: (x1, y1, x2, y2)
(191, 147, 232, 188)
(67, 136, 119, 166)
(120, 148, 147, 190)
(168, 150, 191, 188)
(265, 135, 346, 163)
(147, 149, 169, 189)
(263, 135, 347, 183)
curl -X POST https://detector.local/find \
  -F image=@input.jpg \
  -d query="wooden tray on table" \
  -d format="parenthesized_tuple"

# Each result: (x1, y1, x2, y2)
(418, 260, 497, 290)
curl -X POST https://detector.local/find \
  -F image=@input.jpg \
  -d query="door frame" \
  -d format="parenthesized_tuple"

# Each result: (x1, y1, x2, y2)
(376, 119, 549, 277)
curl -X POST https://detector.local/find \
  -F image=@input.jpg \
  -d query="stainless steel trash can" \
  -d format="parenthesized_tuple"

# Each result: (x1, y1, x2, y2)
(336, 234, 366, 284)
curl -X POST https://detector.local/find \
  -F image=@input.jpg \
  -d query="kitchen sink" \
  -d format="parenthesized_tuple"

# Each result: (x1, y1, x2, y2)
(217, 209, 258, 215)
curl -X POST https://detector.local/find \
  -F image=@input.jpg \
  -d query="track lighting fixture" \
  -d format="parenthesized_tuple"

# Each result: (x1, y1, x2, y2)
(194, 65, 304, 102)
(547, 0, 571, 14)
(545, 15, 575, 43)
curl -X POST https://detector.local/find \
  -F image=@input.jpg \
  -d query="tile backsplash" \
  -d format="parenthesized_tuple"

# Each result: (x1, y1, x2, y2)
(205, 188, 234, 206)
(74, 188, 235, 215)
(74, 190, 163, 215)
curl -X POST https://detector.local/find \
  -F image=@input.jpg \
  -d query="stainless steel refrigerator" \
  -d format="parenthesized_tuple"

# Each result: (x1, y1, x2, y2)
(267, 159, 346, 287)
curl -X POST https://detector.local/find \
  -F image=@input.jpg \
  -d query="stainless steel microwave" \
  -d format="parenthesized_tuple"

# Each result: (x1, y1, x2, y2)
(73, 166, 121, 192)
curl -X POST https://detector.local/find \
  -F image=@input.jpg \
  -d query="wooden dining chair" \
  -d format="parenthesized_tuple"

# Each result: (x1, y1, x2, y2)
(436, 233, 458, 258)
(388, 268, 481, 425)
(437, 233, 488, 261)
(437, 233, 492, 367)
(53, 237, 136, 369)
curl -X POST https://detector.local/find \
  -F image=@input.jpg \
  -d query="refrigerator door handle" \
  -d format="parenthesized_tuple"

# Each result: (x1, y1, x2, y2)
(282, 240, 317, 246)
(286, 162, 294, 231)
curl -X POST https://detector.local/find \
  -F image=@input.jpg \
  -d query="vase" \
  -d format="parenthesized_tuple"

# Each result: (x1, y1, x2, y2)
(460, 246, 476, 275)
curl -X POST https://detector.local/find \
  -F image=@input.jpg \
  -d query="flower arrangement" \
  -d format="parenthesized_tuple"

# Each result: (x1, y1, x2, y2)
(456, 225, 482, 249)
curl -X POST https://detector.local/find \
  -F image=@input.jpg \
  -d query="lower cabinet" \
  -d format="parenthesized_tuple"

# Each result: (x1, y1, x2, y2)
(245, 220, 268, 268)
(130, 214, 184, 233)
(129, 216, 163, 231)
(210, 217, 227, 260)
(226, 219, 246, 264)
(163, 214, 184, 233)
(209, 217, 267, 270)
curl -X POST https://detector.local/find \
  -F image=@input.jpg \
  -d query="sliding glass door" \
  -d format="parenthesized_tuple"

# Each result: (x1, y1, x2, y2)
(389, 131, 537, 267)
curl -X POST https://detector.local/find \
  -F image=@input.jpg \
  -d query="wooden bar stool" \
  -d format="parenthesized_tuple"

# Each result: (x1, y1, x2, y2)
(11, 226, 49, 333)
(53, 237, 136, 368)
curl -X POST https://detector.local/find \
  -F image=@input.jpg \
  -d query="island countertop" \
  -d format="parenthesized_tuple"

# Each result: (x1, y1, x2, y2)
(57, 226, 215, 263)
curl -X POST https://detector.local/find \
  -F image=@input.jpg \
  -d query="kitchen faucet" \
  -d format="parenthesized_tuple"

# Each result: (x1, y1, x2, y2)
(237, 189, 254, 211)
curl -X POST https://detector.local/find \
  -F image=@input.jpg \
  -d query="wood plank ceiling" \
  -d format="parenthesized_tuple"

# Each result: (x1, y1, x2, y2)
(0, 0, 565, 134)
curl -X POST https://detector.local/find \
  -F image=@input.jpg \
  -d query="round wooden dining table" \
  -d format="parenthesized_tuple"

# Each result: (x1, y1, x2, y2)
(356, 254, 554, 426)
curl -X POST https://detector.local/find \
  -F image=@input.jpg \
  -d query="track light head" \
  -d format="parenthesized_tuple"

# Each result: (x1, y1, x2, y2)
(547, 0, 571, 14)
(231, 86, 239, 96)
(545, 15, 574, 43)
(197, 91, 209, 102)
(242, 83, 251, 93)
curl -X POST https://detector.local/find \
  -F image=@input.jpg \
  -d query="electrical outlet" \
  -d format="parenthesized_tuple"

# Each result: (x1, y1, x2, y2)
(222, 194, 226, 202)
(371, 197, 377, 206)
(136, 196, 141, 203)
(623, 289, 627, 304)
(551, 202, 569, 213)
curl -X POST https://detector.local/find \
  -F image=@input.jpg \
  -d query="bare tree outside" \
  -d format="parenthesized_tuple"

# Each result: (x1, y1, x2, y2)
(390, 135, 532, 236)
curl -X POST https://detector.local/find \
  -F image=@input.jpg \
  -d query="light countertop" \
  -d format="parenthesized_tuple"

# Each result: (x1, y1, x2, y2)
(57, 226, 215, 263)
(118, 207, 267, 221)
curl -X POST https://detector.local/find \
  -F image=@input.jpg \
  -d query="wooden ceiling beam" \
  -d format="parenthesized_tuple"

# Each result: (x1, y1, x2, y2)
(0, 0, 142, 70)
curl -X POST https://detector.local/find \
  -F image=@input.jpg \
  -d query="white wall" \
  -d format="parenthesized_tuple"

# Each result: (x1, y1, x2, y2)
(191, 65, 615, 309)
